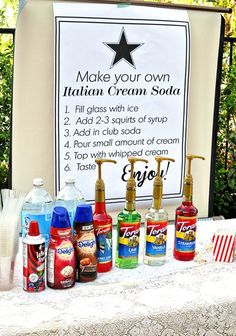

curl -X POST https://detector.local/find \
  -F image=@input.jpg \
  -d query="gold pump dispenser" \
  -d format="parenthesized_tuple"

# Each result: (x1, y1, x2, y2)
(95, 159, 117, 202)
(125, 157, 148, 211)
(183, 155, 205, 202)
(153, 156, 175, 210)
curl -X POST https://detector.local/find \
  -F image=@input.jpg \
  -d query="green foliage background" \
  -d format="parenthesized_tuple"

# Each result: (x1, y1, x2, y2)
(0, 0, 235, 218)
(0, 0, 17, 188)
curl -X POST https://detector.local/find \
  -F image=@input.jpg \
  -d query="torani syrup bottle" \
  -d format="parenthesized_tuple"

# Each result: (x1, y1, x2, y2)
(73, 204, 97, 282)
(93, 159, 117, 273)
(144, 156, 175, 266)
(174, 154, 205, 261)
(116, 157, 148, 269)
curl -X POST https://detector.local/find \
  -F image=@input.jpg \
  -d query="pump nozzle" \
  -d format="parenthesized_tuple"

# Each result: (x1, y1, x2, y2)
(184, 154, 205, 202)
(126, 157, 148, 211)
(95, 159, 117, 202)
(153, 156, 175, 210)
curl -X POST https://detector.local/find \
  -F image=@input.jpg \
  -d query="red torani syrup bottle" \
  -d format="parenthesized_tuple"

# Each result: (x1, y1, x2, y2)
(93, 159, 117, 272)
(174, 155, 205, 261)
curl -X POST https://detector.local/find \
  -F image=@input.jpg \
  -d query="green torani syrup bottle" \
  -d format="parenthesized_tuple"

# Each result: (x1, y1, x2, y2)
(116, 157, 148, 269)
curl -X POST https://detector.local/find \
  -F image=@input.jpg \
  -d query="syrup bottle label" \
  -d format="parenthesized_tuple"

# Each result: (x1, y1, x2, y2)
(175, 216, 197, 253)
(145, 220, 167, 257)
(118, 222, 140, 258)
(95, 224, 112, 264)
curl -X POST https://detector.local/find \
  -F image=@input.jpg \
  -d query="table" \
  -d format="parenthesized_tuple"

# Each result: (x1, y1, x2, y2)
(0, 218, 236, 336)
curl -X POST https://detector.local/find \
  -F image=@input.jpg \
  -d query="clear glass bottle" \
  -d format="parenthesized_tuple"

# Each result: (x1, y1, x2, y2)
(173, 155, 205, 261)
(144, 157, 175, 266)
(21, 178, 53, 246)
(116, 158, 148, 269)
(93, 159, 116, 273)
(56, 176, 85, 225)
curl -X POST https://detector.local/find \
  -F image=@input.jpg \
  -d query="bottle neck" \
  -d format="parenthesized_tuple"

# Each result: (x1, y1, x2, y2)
(125, 200, 135, 212)
(152, 198, 162, 211)
(50, 227, 71, 238)
(125, 180, 136, 212)
(65, 182, 75, 187)
(182, 195, 193, 204)
(183, 181, 193, 203)
(94, 201, 107, 213)
(33, 185, 43, 189)
(152, 182, 163, 210)
(74, 223, 94, 231)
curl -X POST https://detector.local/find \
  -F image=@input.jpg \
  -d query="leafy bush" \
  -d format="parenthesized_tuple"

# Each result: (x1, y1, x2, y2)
(213, 50, 236, 218)
(0, 34, 13, 188)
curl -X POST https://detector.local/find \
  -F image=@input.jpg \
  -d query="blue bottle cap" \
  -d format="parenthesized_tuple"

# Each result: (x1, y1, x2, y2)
(74, 204, 93, 224)
(51, 206, 70, 228)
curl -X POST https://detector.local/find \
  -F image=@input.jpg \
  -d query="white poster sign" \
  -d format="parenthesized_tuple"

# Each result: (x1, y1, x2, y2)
(54, 3, 190, 204)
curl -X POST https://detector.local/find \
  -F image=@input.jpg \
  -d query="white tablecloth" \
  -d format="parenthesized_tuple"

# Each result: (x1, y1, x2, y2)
(0, 218, 236, 336)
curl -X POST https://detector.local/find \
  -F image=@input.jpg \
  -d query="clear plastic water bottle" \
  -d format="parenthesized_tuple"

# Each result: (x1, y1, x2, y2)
(56, 176, 85, 225)
(21, 178, 53, 246)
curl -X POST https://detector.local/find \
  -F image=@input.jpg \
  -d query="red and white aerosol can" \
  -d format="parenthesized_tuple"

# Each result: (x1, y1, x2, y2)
(23, 220, 45, 292)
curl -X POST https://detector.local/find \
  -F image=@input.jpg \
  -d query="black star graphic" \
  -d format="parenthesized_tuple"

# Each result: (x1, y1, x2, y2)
(104, 28, 143, 69)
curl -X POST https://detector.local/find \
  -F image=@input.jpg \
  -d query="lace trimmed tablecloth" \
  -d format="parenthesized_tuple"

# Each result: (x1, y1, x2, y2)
(0, 219, 236, 336)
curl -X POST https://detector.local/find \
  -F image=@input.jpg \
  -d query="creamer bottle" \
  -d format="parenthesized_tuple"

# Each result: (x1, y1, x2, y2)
(73, 204, 97, 282)
(47, 207, 75, 289)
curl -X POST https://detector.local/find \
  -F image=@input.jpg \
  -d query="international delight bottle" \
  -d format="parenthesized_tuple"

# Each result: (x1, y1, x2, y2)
(73, 204, 97, 282)
(47, 207, 75, 289)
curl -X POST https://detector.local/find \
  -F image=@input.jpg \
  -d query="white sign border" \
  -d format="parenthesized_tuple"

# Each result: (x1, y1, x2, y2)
(54, 14, 190, 204)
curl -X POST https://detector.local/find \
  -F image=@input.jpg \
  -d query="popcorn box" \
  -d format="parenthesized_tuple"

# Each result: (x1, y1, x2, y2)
(212, 229, 236, 262)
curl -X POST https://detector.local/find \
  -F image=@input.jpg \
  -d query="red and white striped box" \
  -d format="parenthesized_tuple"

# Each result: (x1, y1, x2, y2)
(212, 229, 236, 262)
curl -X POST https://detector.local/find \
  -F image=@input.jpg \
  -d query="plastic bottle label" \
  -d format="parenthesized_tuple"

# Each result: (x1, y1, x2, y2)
(47, 248, 55, 284)
(74, 230, 97, 281)
(47, 239, 75, 289)
(21, 212, 52, 244)
(145, 220, 167, 257)
(118, 222, 140, 258)
(175, 216, 197, 253)
(95, 225, 112, 264)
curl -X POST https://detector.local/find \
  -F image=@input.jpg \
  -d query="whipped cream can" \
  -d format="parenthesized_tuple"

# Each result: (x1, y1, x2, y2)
(23, 221, 45, 292)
